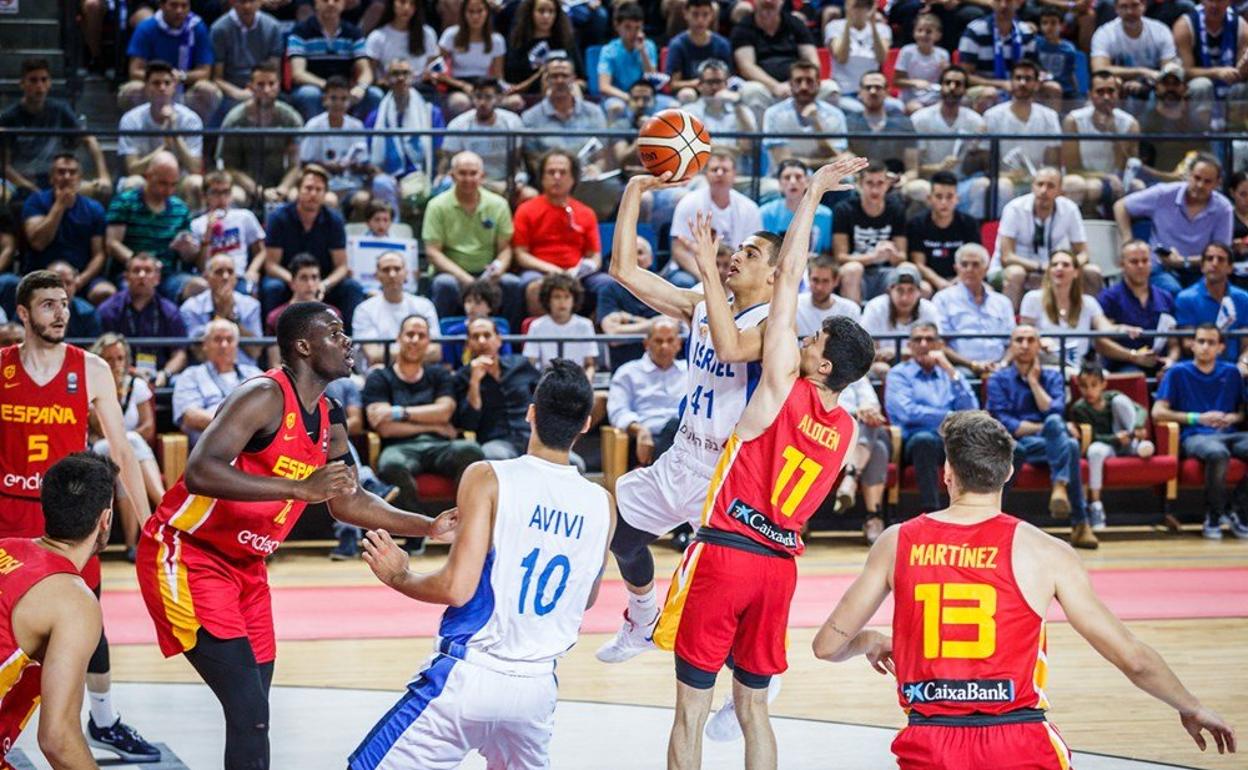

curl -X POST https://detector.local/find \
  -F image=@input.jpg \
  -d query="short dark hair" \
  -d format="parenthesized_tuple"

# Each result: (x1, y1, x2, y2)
(300, 164, 330, 189)
(21, 58, 50, 77)
(750, 230, 785, 266)
(1078, 362, 1105, 381)
(775, 158, 809, 180)
(819, 316, 873, 391)
(324, 75, 352, 92)
(1091, 68, 1116, 84)
(144, 60, 175, 81)
(539, 273, 583, 313)
(789, 59, 820, 78)
(1038, 6, 1063, 20)
(686, 0, 715, 8)
(940, 63, 968, 82)
(251, 61, 280, 78)
(1191, 152, 1223, 178)
(365, 199, 392, 221)
(276, 301, 336, 363)
(808, 253, 839, 276)
(941, 411, 1015, 494)
(532, 359, 594, 450)
(42, 453, 117, 542)
(16, 270, 66, 311)
(629, 79, 656, 96)
(463, 279, 502, 313)
(537, 149, 580, 185)
(289, 253, 321, 276)
(862, 159, 889, 177)
(930, 170, 959, 188)
(399, 314, 430, 334)
(1195, 322, 1224, 342)
(127, 252, 161, 271)
(1010, 58, 1041, 77)
(614, 2, 645, 23)
(1202, 241, 1233, 263)
(475, 77, 503, 94)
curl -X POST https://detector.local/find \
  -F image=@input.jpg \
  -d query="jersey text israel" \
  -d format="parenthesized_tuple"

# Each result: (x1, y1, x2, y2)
(438, 455, 611, 665)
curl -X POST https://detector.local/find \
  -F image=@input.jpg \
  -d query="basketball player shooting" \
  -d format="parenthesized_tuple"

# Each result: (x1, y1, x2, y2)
(134, 302, 457, 770)
(347, 359, 616, 770)
(813, 410, 1236, 769)
(655, 160, 875, 770)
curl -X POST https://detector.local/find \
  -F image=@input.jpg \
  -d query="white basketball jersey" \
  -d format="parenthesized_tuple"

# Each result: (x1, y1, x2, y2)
(437, 455, 611, 665)
(673, 300, 769, 469)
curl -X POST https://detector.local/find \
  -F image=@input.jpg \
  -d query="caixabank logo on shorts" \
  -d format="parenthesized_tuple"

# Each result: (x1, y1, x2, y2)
(902, 679, 1015, 704)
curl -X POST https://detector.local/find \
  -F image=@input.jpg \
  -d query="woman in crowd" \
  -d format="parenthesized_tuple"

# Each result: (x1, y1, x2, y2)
(366, 0, 441, 99)
(438, 0, 508, 117)
(1230, 171, 1248, 287)
(504, 0, 583, 106)
(860, 263, 941, 379)
(89, 333, 167, 559)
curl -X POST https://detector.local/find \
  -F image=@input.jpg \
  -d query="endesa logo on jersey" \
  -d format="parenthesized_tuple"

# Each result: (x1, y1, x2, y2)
(902, 679, 1015, 705)
(2, 472, 42, 492)
(237, 530, 281, 555)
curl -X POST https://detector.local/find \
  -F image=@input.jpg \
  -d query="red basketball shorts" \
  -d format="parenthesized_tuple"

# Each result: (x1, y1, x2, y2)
(136, 522, 276, 663)
(653, 540, 796, 677)
(892, 721, 1074, 770)
(0, 496, 99, 590)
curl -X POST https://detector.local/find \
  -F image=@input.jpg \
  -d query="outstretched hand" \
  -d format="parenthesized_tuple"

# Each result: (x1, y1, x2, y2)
(688, 211, 723, 283)
(812, 155, 870, 194)
(429, 507, 459, 543)
(361, 529, 411, 588)
(1181, 706, 1236, 754)
(627, 171, 686, 194)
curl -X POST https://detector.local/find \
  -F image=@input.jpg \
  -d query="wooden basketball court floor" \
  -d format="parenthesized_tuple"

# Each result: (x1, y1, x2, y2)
(16, 529, 1248, 769)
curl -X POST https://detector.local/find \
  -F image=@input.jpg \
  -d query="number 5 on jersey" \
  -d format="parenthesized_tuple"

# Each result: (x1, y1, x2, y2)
(27, 435, 48, 463)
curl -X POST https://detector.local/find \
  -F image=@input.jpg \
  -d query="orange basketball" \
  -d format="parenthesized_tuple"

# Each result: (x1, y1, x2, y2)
(636, 109, 712, 182)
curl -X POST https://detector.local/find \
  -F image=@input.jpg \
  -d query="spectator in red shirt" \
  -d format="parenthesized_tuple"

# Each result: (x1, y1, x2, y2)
(512, 149, 609, 316)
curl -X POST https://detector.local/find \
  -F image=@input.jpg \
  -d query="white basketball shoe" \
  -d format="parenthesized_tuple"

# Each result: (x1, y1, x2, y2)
(704, 677, 783, 742)
(595, 610, 658, 663)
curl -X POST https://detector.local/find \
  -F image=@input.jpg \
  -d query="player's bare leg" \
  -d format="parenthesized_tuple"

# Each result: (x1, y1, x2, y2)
(733, 678, 777, 770)
(668, 682, 715, 770)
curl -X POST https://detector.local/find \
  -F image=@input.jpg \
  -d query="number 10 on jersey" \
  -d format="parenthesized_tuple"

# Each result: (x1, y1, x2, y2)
(519, 548, 571, 616)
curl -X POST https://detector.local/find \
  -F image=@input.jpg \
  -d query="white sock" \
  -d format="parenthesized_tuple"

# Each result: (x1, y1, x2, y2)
(628, 587, 658, 624)
(89, 689, 119, 728)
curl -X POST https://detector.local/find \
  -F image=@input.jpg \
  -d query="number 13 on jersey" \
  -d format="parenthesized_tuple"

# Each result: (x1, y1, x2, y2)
(915, 582, 997, 660)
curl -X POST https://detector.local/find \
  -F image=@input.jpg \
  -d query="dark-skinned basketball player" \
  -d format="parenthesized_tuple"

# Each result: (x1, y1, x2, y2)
(135, 302, 457, 770)
(0, 270, 159, 761)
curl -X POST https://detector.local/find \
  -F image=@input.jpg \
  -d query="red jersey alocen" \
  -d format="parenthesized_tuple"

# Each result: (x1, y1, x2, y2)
(892, 513, 1050, 718)
(0, 539, 79, 760)
(0, 345, 90, 501)
(147, 369, 331, 561)
(702, 377, 855, 556)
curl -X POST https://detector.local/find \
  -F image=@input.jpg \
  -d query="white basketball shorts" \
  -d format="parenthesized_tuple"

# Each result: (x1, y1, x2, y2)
(615, 448, 714, 537)
(349, 650, 558, 770)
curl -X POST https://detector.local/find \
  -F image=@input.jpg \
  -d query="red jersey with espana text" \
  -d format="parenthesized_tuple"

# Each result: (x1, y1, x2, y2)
(702, 377, 854, 556)
(892, 513, 1049, 717)
(149, 368, 330, 561)
(0, 538, 79, 759)
(0, 345, 90, 501)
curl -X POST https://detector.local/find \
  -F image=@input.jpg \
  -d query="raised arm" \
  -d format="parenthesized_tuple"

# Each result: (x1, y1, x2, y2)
(362, 460, 498, 606)
(686, 212, 766, 365)
(737, 155, 868, 439)
(609, 174, 703, 322)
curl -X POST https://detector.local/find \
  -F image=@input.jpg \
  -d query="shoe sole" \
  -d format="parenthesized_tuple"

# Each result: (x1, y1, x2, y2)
(87, 738, 161, 763)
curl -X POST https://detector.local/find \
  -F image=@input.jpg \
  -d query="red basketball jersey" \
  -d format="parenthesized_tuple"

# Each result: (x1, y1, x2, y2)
(149, 369, 331, 561)
(702, 377, 855, 556)
(0, 538, 79, 757)
(892, 513, 1049, 717)
(0, 345, 90, 501)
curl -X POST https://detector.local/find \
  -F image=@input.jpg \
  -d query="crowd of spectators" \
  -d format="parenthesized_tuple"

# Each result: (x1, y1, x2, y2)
(1, 0, 1247, 556)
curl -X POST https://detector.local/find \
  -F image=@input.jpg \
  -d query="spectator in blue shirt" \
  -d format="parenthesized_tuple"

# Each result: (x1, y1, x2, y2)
(1114, 153, 1233, 294)
(1036, 8, 1079, 99)
(47, 261, 103, 340)
(262, 165, 366, 334)
(1174, 242, 1248, 364)
(759, 159, 835, 254)
(596, 2, 660, 121)
(119, 0, 221, 121)
(664, 0, 733, 102)
(884, 323, 979, 513)
(287, 0, 378, 121)
(1152, 324, 1248, 539)
(987, 324, 1094, 547)
(1098, 239, 1178, 374)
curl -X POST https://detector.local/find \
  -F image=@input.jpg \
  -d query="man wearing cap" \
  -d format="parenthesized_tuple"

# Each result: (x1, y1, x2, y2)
(1137, 63, 1212, 181)
(861, 263, 941, 377)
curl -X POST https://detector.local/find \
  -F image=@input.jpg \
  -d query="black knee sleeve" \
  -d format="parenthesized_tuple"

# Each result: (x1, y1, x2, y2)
(185, 630, 272, 770)
(88, 631, 110, 675)
(609, 515, 659, 587)
(675, 654, 718, 690)
(732, 665, 772, 690)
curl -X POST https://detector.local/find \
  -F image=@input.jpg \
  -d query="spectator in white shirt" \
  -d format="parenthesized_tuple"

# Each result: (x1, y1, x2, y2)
(992, 167, 1096, 310)
(668, 150, 762, 286)
(190, 171, 266, 294)
(117, 60, 204, 206)
(983, 59, 1061, 200)
(299, 76, 372, 214)
(351, 250, 441, 366)
(523, 273, 599, 381)
(824, 0, 892, 98)
(438, 79, 524, 190)
(682, 59, 758, 165)
(607, 317, 687, 465)
(861, 263, 941, 378)
(797, 254, 862, 337)
(761, 61, 849, 169)
(1089, 0, 1180, 102)
(1060, 71, 1141, 215)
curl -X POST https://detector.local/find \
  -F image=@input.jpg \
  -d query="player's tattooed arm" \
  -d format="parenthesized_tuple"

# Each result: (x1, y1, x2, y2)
(363, 462, 496, 606)
(609, 174, 703, 323)
(813, 522, 897, 665)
